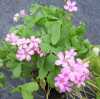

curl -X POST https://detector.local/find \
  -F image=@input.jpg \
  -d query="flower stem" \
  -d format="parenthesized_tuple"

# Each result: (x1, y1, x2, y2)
(46, 93, 49, 99)
(46, 87, 50, 99)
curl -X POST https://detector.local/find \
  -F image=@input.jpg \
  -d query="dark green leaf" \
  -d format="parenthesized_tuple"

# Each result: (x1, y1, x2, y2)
(38, 67, 48, 79)
(45, 54, 56, 71)
(47, 67, 59, 88)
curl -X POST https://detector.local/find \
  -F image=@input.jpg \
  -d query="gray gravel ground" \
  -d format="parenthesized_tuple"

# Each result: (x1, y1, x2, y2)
(0, 0, 100, 99)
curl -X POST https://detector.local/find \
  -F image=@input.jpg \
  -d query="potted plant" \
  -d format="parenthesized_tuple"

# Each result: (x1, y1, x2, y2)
(0, 0, 100, 99)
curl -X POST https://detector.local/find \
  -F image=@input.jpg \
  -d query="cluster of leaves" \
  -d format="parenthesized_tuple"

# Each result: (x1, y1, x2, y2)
(86, 46, 100, 99)
(0, 4, 99, 99)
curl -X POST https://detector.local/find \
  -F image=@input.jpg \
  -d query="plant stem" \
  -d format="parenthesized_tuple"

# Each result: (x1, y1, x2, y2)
(46, 93, 49, 99)
(46, 87, 50, 99)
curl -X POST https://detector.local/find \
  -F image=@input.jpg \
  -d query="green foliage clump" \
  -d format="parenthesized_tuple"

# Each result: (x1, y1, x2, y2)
(0, 4, 100, 99)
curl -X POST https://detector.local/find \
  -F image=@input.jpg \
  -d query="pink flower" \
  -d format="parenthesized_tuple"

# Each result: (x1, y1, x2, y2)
(64, 0, 78, 12)
(5, 33, 44, 61)
(16, 46, 35, 61)
(15, 36, 44, 61)
(55, 52, 65, 66)
(17, 38, 26, 46)
(16, 48, 26, 61)
(13, 9, 27, 22)
(55, 49, 77, 67)
(5, 33, 19, 45)
(65, 49, 77, 59)
(55, 73, 72, 92)
(55, 49, 90, 92)
(19, 9, 27, 17)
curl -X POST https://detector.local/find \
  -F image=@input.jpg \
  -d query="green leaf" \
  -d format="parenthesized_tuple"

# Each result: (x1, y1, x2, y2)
(47, 73, 55, 88)
(51, 21, 61, 45)
(21, 82, 39, 92)
(90, 56, 100, 75)
(30, 4, 41, 15)
(71, 36, 81, 49)
(96, 95, 100, 99)
(46, 21, 61, 45)
(40, 43, 51, 53)
(0, 42, 14, 59)
(95, 77, 100, 88)
(20, 82, 39, 99)
(9, 26, 18, 33)
(47, 67, 59, 88)
(12, 82, 39, 99)
(37, 57, 48, 79)
(0, 59, 3, 67)
(22, 90, 33, 99)
(0, 72, 5, 88)
(24, 16, 34, 25)
(7, 52, 16, 61)
(45, 54, 56, 71)
(37, 57, 45, 68)
(12, 63, 22, 78)
(38, 67, 48, 79)
(41, 34, 51, 43)
(76, 22, 86, 36)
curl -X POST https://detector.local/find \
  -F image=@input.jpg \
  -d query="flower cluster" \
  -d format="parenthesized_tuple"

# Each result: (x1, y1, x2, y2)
(5, 33, 44, 61)
(13, 9, 27, 22)
(55, 49, 90, 93)
(64, 0, 78, 12)
(5, 33, 19, 45)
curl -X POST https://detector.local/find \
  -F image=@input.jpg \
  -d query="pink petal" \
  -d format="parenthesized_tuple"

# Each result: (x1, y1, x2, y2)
(72, 1, 76, 6)
(28, 50, 34, 55)
(26, 55, 31, 61)
(57, 52, 64, 60)
(55, 60, 62, 66)
(73, 7, 78, 11)
(64, 5, 69, 10)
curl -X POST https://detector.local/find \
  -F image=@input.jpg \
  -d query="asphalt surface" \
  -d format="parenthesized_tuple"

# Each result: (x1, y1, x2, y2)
(0, 0, 100, 99)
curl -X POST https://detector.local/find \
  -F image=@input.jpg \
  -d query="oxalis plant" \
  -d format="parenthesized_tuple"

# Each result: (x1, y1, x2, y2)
(0, 0, 100, 99)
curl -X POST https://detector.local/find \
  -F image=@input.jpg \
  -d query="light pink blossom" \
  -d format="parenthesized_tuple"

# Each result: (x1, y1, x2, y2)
(19, 9, 27, 17)
(5, 33, 19, 45)
(16, 36, 43, 61)
(64, 0, 78, 12)
(16, 48, 34, 61)
(55, 72, 72, 92)
(5, 33, 44, 61)
(55, 49, 90, 92)
(13, 9, 27, 22)
(55, 49, 77, 67)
